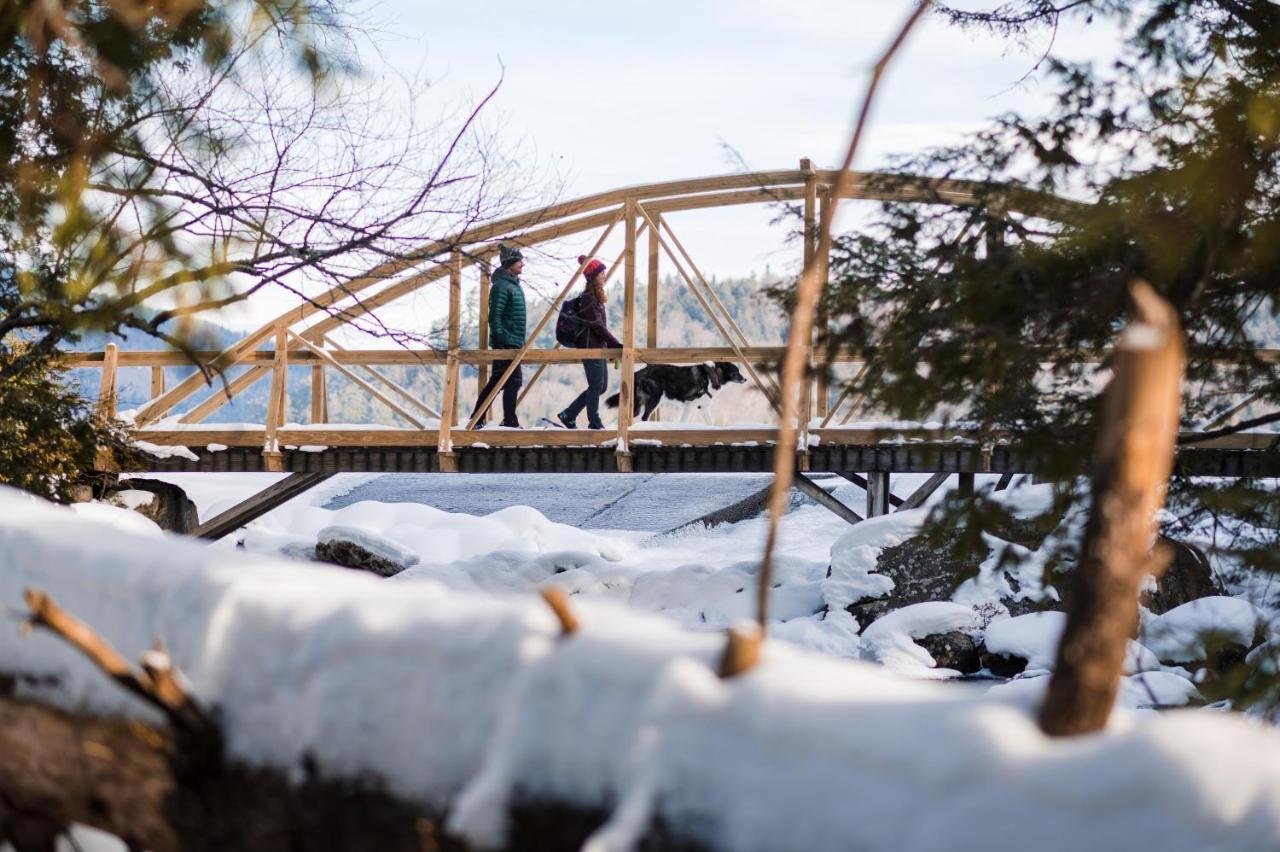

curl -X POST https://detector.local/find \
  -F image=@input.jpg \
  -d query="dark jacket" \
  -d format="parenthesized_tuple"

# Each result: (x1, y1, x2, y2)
(488, 267, 526, 348)
(575, 289, 621, 349)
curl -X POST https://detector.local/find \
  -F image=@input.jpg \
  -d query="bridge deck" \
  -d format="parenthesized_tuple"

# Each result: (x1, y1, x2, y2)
(131, 435, 1279, 477)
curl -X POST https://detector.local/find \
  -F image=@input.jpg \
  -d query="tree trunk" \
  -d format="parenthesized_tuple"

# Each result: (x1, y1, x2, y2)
(1038, 281, 1184, 736)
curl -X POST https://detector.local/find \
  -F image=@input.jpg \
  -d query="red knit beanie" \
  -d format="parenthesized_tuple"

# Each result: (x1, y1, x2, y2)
(578, 255, 606, 281)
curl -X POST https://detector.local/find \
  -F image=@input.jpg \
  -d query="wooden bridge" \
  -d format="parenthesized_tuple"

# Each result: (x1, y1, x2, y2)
(66, 163, 1280, 534)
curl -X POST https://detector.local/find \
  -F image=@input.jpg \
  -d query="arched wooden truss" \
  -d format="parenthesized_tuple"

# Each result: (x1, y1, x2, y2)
(68, 162, 1277, 492)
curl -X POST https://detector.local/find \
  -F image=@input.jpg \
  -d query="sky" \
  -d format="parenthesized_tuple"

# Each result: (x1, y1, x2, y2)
(217, 0, 1114, 336)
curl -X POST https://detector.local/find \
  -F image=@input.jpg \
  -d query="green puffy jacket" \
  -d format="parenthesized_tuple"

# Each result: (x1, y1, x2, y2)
(488, 267, 526, 348)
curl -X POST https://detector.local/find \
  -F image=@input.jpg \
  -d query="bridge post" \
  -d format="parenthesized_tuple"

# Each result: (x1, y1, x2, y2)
(150, 365, 165, 400)
(816, 187, 831, 419)
(310, 365, 327, 424)
(957, 472, 975, 497)
(263, 328, 287, 472)
(616, 198, 638, 472)
(866, 471, 890, 517)
(438, 253, 463, 472)
(477, 264, 490, 402)
(97, 343, 119, 421)
(647, 212, 660, 421)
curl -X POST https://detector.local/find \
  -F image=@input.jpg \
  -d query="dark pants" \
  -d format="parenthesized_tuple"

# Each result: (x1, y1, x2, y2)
(561, 359, 608, 428)
(472, 359, 523, 426)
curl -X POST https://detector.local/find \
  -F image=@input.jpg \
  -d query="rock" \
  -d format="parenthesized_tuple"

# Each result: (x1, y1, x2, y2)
(846, 531, 988, 629)
(980, 648, 1028, 678)
(314, 538, 407, 577)
(1142, 540, 1223, 615)
(102, 478, 198, 533)
(916, 631, 981, 674)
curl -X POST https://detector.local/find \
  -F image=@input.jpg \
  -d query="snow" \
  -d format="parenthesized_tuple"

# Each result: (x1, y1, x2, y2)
(108, 489, 155, 510)
(821, 509, 928, 611)
(68, 502, 163, 538)
(131, 440, 199, 461)
(316, 525, 420, 568)
(984, 612, 1067, 672)
(858, 601, 981, 674)
(3, 486, 1280, 851)
(1141, 597, 1266, 663)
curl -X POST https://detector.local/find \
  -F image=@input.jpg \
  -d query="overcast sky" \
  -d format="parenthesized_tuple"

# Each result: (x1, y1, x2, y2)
(219, 1, 1112, 334)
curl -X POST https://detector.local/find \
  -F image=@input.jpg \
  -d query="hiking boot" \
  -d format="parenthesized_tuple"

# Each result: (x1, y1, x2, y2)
(501, 419, 522, 429)
(556, 411, 577, 429)
(587, 421, 605, 430)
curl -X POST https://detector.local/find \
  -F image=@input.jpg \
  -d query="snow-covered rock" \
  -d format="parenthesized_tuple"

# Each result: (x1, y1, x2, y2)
(1141, 597, 1266, 665)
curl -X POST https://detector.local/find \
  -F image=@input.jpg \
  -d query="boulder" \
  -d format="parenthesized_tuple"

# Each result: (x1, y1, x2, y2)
(102, 478, 198, 533)
(313, 526, 419, 578)
(1141, 540, 1224, 615)
(314, 539, 406, 578)
(916, 631, 982, 674)
(846, 531, 989, 629)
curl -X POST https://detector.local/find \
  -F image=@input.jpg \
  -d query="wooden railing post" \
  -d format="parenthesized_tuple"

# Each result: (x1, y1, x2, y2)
(647, 212, 660, 421)
(263, 328, 287, 472)
(448, 253, 462, 427)
(310, 365, 327, 424)
(150, 365, 165, 400)
(816, 186, 832, 419)
(616, 198, 638, 471)
(97, 343, 119, 421)
(477, 265, 490, 400)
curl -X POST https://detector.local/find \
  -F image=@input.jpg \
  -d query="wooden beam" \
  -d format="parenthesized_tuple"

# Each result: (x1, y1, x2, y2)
(320, 336, 441, 420)
(180, 366, 271, 424)
(865, 471, 891, 517)
(263, 330, 288, 469)
(816, 187, 832, 419)
(477, 265, 491, 398)
(793, 473, 864, 525)
(617, 198, 638, 465)
(150, 365, 165, 399)
(311, 365, 328, 424)
(897, 471, 951, 511)
(97, 343, 119, 420)
(288, 332, 426, 429)
(448, 254, 462, 427)
(837, 472, 904, 507)
(192, 472, 335, 540)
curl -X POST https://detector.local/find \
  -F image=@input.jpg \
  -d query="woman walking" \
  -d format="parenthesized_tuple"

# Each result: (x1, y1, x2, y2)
(557, 255, 621, 429)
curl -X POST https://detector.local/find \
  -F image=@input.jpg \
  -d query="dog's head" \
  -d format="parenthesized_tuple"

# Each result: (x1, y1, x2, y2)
(712, 361, 747, 388)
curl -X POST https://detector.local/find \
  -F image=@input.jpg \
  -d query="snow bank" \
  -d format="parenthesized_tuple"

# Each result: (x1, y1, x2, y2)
(4, 486, 1280, 851)
(859, 602, 981, 674)
(1141, 597, 1266, 663)
(985, 611, 1163, 676)
(244, 500, 628, 566)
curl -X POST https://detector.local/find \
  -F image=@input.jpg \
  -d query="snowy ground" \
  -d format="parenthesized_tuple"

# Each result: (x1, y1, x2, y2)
(3, 484, 1280, 852)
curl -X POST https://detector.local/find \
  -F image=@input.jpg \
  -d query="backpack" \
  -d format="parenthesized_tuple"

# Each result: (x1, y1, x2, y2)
(555, 294, 586, 347)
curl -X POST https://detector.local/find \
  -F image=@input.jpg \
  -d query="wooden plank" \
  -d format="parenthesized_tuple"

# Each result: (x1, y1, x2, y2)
(322, 335, 441, 420)
(647, 212, 661, 421)
(837, 472, 904, 507)
(179, 366, 272, 425)
(448, 254, 462, 427)
(793, 473, 864, 525)
(897, 471, 951, 511)
(816, 188, 831, 419)
(865, 471, 891, 517)
(97, 343, 119, 420)
(150, 366, 165, 399)
(617, 199, 638, 455)
(310, 365, 327, 424)
(192, 472, 335, 540)
(288, 332, 426, 429)
(264, 330, 287, 453)
(438, 354, 460, 456)
(477, 265, 490, 397)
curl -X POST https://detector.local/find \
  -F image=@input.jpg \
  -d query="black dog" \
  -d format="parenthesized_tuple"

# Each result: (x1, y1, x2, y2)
(605, 361, 746, 421)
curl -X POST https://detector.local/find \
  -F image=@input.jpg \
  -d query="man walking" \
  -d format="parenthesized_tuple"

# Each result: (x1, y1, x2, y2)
(472, 244, 527, 427)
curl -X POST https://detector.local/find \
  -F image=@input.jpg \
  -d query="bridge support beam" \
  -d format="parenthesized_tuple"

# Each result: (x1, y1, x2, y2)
(865, 471, 891, 517)
(192, 472, 335, 540)
(793, 473, 863, 525)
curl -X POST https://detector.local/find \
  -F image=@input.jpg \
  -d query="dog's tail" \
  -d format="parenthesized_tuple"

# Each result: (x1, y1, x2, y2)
(604, 392, 620, 409)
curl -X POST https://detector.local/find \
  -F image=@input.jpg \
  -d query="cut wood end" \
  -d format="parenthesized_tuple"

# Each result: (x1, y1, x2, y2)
(1128, 279, 1179, 335)
(539, 586, 580, 636)
(717, 624, 763, 679)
